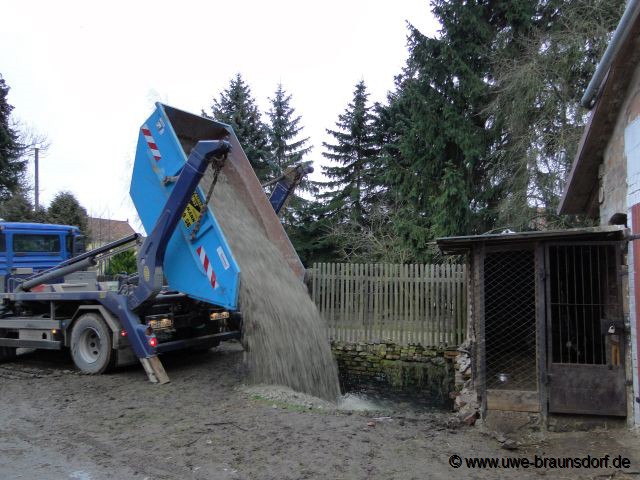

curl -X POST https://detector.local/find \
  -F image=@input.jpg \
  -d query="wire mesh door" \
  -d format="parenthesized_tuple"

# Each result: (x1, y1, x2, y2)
(484, 249, 537, 392)
(546, 243, 626, 416)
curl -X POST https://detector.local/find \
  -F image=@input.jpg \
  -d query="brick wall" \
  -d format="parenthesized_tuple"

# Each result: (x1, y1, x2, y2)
(600, 63, 640, 225)
(607, 61, 640, 425)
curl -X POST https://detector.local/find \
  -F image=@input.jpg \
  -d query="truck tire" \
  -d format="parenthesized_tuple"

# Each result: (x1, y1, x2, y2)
(70, 313, 114, 374)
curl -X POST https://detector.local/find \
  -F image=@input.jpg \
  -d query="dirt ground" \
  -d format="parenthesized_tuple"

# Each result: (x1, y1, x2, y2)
(1, 343, 639, 480)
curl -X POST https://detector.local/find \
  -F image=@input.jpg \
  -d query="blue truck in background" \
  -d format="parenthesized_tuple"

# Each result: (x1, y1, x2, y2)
(0, 103, 311, 383)
(0, 222, 85, 293)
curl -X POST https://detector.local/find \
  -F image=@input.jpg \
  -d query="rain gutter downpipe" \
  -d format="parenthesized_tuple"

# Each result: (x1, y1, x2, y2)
(581, 0, 640, 109)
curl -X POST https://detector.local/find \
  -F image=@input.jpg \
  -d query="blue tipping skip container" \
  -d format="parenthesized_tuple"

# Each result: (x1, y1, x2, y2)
(129, 103, 242, 309)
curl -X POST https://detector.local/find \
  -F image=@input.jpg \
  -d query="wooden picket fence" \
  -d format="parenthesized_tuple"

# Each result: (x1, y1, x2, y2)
(310, 263, 467, 347)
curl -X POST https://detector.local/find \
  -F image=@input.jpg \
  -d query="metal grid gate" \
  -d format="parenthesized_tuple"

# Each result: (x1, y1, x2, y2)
(546, 243, 626, 416)
(547, 244, 620, 365)
(484, 249, 537, 391)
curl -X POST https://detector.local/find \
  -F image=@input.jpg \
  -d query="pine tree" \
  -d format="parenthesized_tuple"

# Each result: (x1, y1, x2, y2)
(265, 83, 319, 236)
(203, 73, 272, 181)
(267, 84, 312, 173)
(487, 0, 625, 230)
(378, 0, 540, 258)
(47, 191, 89, 236)
(0, 74, 26, 201)
(285, 200, 340, 266)
(379, 0, 620, 259)
(0, 190, 35, 222)
(320, 80, 378, 225)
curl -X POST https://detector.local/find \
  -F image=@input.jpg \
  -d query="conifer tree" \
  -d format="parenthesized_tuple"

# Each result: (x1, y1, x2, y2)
(487, 0, 625, 229)
(285, 200, 340, 266)
(320, 80, 378, 225)
(203, 73, 272, 181)
(265, 84, 317, 234)
(47, 191, 89, 236)
(0, 190, 36, 222)
(379, 0, 542, 257)
(266, 84, 312, 174)
(379, 0, 622, 258)
(0, 74, 26, 201)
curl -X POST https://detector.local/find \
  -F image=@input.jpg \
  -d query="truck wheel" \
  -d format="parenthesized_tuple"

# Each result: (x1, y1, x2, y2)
(70, 313, 113, 374)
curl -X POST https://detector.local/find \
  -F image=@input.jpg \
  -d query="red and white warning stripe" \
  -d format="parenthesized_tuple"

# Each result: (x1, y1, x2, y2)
(141, 124, 161, 161)
(196, 245, 218, 289)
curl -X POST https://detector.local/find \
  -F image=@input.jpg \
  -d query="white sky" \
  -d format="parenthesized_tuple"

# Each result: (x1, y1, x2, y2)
(0, 0, 438, 232)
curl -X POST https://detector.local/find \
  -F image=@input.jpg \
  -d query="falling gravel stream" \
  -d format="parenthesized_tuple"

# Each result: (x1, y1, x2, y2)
(204, 171, 341, 402)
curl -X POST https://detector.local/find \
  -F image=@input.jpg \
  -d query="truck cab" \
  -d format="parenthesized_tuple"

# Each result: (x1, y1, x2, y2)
(0, 222, 85, 293)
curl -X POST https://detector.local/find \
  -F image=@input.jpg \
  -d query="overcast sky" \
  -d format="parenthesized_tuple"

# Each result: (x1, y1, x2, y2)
(1, 0, 438, 231)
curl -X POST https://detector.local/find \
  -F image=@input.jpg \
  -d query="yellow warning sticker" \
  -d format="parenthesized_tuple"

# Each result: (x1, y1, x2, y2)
(182, 192, 204, 228)
(143, 265, 150, 282)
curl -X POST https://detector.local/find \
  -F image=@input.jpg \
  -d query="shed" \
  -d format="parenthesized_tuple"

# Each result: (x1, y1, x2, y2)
(438, 226, 630, 420)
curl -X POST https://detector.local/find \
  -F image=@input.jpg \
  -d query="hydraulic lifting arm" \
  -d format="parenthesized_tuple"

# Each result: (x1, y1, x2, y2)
(99, 139, 231, 384)
(263, 163, 314, 215)
(128, 140, 231, 311)
(15, 233, 141, 292)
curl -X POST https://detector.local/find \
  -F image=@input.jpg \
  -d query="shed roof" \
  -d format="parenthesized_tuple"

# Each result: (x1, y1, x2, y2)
(558, 2, 640, 215)
(437, 226, 627, 254)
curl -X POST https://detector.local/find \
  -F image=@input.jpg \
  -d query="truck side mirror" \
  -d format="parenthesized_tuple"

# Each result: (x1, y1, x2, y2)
(73, 235, 86, 256)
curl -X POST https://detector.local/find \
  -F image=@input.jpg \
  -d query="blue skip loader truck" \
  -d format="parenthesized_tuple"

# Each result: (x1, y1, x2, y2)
(0, 104, 312, 383)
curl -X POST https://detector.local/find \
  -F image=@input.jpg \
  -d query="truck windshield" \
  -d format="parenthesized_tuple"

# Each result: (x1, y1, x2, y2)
(13, 234, 61, 253)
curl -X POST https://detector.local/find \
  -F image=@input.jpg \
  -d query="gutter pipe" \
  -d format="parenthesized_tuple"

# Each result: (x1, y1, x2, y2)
(581, 0, 640, 109)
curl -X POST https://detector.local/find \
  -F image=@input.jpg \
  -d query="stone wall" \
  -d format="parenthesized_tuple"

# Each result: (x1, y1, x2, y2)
(330, 340, 456, 408)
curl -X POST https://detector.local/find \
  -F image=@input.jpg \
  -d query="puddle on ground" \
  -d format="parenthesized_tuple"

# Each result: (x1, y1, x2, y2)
(338, 385, 450, 414)
(337, 392, 382, 411)
(243, 383, 451, 414)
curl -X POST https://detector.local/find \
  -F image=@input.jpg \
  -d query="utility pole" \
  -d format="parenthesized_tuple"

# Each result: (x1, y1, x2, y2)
(34, 147, 39, 210)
